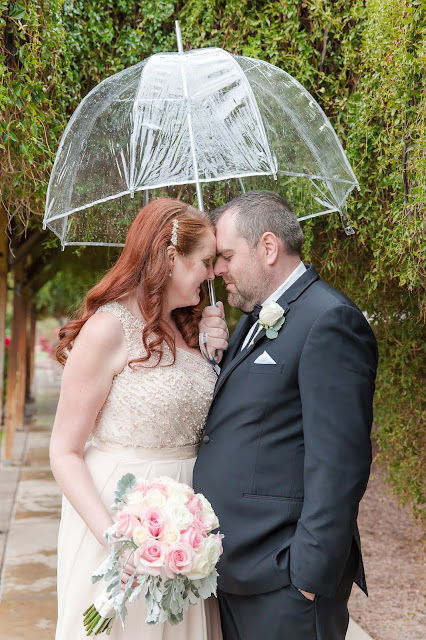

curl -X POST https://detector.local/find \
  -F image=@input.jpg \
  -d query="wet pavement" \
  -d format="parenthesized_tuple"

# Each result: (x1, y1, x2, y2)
(0, 358, 62, 640)
(0, 357, 372, 639)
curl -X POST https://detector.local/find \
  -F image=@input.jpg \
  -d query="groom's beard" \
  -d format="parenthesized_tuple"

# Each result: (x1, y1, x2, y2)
(226, 265, 273, 313)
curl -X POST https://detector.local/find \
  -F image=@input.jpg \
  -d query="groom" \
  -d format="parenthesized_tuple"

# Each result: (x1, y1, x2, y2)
(194, 191, 378, 640)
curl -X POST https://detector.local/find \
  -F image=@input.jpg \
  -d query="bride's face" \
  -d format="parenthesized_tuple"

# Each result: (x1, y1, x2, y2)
(167, 230, 216, 310)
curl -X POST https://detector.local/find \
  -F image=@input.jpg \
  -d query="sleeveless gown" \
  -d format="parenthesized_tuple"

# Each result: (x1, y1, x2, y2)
(55, 302, 222, 640)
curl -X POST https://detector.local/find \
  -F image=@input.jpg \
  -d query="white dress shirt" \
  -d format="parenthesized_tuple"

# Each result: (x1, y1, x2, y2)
(241, 262, 307, 350)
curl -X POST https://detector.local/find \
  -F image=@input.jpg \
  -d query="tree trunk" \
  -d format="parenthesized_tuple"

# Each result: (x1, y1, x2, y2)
(27, 306, 36, 400)
(16, 291, 28, 428)
(3, 265, 26, 461)
(0, 205, 8, 425)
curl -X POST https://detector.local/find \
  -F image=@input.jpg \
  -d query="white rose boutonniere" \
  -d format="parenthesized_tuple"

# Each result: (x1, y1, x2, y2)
(249, 301, 286, 347)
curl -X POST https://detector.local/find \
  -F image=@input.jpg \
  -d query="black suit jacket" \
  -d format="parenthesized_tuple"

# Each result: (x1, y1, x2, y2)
(193, 266, 378, 598)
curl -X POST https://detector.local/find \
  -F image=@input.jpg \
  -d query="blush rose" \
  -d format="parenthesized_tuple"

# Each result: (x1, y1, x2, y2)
(114, 508, 140, 538)
(134, 539, 167, 576)
(165, 542, 195, 578)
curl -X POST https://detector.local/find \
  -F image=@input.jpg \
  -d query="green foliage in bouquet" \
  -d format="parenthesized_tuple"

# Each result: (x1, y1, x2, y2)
(1, 0, 424, 519)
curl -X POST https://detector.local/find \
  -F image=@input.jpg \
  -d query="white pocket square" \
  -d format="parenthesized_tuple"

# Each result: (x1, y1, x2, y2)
(253, 351, 277, 365)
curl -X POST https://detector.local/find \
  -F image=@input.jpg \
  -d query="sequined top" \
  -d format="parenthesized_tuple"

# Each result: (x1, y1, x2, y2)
(92, 302, 216, 448)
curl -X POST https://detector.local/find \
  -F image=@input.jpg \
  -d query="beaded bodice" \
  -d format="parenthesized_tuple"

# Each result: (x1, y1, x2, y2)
(92, 302, 216, 448)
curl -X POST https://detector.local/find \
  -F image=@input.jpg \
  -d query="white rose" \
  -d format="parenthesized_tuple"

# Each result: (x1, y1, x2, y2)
(160, 527, 181, 545)
(198, 494, 219, 531)
(186, 552, 212, 580)
(159, 477, 194, 504)
(125, 490, 145, 504)
(144, 488, 167, 508)
(186, 537, 221, 580)
(258, 301, 284, 328)
(156, 476, 175, 489)
(133, 526, 149, 545)
(167, 486, 193, 505)
(166, 503, 193, 531)
(124, 491, 146, 518)
(203, 535, 222, 566)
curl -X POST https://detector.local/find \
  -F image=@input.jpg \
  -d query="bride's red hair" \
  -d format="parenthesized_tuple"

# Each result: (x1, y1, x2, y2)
(56, 198, 213, 367)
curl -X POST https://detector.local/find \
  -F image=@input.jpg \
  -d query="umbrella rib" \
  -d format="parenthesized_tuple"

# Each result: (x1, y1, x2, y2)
(128, 60, 150, 196)
(179, 58, 203, 210)
(222, 50, 277, 179)
(277, 170, 354, 185)
(298, 209, 338, 221)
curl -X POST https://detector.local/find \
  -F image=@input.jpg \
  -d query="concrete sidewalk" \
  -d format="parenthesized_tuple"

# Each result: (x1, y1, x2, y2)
(0, 358, 373, 639)
(0, 358, 62, 640)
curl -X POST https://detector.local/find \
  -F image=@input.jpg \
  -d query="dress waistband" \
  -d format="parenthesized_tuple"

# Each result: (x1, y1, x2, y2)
(90, 438, 200, 461)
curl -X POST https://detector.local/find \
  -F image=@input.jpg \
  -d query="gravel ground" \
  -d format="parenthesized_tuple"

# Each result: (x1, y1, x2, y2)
(348, 447, 425, 640)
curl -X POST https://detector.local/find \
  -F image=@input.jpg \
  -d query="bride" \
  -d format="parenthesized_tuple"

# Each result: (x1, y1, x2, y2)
(49, 198, 228, 639)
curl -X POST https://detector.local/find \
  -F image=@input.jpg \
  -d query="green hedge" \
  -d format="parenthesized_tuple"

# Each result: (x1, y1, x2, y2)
(1, 0, 424, 519)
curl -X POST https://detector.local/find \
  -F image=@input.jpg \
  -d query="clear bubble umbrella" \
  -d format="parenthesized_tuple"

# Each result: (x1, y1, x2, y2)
(43, 22, 358, 254)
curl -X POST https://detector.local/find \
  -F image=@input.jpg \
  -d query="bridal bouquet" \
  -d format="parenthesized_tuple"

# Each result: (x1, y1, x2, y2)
(83, 474, 223, 635)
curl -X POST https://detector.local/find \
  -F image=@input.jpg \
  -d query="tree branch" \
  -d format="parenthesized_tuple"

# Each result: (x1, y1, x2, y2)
(8, 229, 49, 268)
(402, 140, 411, 221)
(319, 26, 329, 72)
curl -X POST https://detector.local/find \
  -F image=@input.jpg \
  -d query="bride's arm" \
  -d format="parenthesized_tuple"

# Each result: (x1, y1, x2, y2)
(49, 312, 127, 549)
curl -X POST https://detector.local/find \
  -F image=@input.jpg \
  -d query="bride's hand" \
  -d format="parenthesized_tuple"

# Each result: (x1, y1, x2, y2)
(199, 302, 229, 364)
(119, 552, 138, 591)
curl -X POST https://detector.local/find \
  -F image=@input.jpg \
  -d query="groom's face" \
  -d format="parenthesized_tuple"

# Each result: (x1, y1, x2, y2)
(214, 209, 272, 312)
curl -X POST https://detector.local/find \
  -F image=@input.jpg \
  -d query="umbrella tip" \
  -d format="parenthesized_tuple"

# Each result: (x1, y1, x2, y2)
(175, 20, 183, 54)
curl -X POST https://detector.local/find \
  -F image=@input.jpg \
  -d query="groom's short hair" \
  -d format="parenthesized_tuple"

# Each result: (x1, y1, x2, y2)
(210, 190, 304, 256)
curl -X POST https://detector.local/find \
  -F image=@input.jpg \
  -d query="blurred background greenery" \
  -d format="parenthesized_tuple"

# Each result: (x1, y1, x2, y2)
(1, 0, 424, 519)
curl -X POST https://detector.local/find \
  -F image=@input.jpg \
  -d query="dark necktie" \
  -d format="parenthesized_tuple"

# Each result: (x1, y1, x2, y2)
(244, 304, 262, 328)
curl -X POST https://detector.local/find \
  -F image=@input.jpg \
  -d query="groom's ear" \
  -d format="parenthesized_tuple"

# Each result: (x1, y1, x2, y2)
(260, 232, 280, 266)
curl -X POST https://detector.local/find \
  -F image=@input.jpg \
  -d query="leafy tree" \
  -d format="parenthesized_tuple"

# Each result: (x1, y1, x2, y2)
(1, 0, 424, 519)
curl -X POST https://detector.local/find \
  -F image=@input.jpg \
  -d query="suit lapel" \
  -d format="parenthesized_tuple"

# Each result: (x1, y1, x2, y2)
(214, 324, 266, 399)
(223, 314, 251, 365)
(214, 265, 320, 399)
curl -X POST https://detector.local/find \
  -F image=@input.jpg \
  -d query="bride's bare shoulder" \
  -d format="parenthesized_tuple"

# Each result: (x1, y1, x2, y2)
(71, 310, 127, 368)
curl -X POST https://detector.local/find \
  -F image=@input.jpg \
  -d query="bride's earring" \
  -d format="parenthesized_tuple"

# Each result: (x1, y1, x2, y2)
(169, 270, 172, 277)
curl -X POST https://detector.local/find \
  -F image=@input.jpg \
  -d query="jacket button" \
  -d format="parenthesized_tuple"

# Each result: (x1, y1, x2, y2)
(203, 435, 210, 444)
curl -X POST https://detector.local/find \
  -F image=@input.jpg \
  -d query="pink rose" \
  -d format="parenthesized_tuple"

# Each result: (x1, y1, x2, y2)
(192, 510, 208, 531)
(165, 542, 195, 578)
(186, 496, 202, 515)
(114, 508, 140, 538)
(144, 507, 166, 539)
(180, 526, 204, 549)
(134, 539, 167, 576)
(135, 480, 147, 494)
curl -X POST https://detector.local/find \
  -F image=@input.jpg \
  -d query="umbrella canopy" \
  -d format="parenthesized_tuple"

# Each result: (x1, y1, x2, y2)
(43, 43, 358, 246)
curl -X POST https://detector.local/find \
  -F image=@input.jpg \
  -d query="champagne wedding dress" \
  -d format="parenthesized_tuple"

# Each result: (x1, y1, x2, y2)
(55, 302, 222, 640)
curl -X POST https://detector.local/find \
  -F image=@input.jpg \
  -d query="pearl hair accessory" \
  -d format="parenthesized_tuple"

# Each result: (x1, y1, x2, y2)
(171, 219, 179, 246)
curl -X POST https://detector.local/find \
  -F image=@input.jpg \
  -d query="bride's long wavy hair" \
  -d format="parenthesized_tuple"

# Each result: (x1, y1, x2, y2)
(56, 198, 213, 367)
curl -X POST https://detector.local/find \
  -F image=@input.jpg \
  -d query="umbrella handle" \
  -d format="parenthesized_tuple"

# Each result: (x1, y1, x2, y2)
(207, 280, 217, 307)
(199, 280, 220, 374)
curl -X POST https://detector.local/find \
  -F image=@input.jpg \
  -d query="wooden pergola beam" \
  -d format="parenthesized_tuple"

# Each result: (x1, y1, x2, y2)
(3, 264, 27, 461)
(8, 228, 49, 269)
(0, 206, 8, 424)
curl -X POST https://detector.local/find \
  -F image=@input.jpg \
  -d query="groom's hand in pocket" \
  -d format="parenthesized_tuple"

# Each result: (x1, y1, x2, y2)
(199, 301, 229, 363)
(298, 589, 315, 601)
